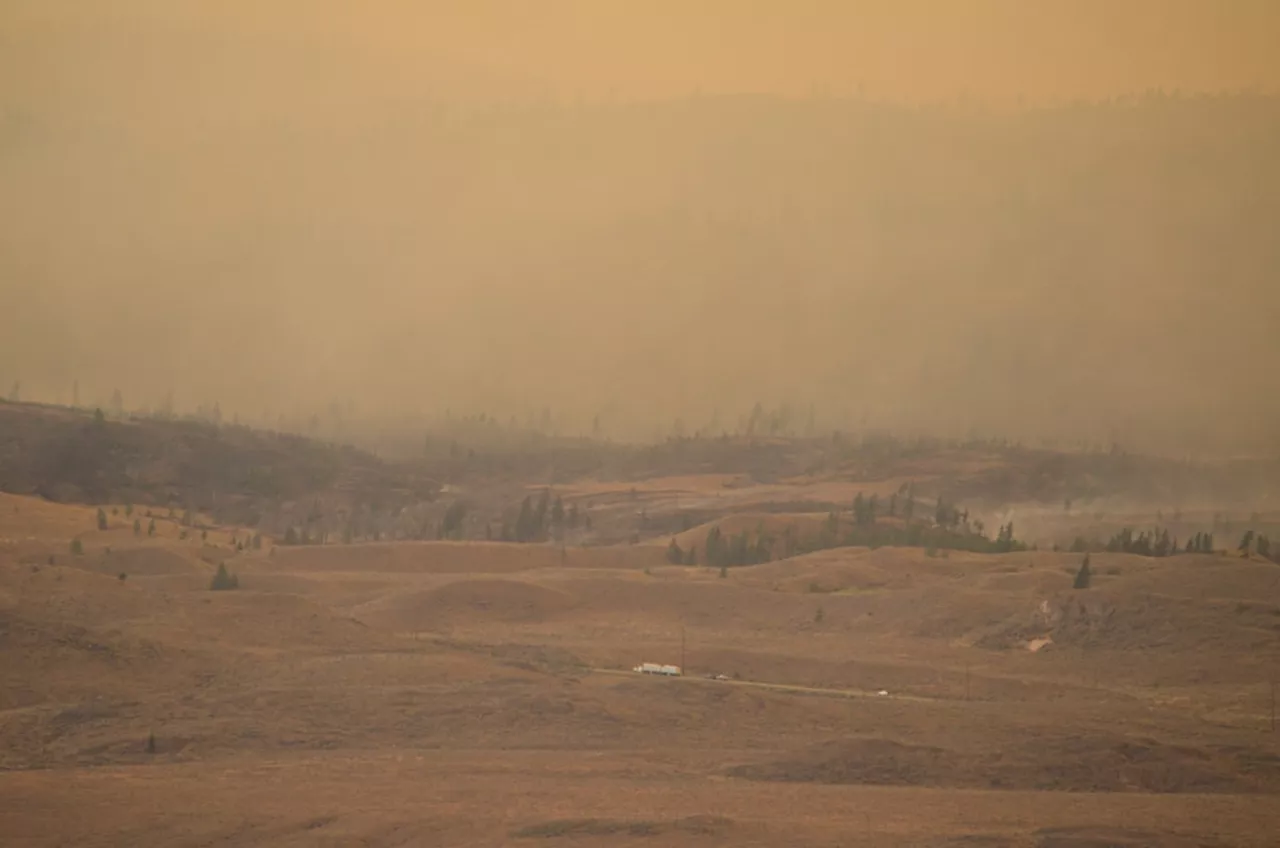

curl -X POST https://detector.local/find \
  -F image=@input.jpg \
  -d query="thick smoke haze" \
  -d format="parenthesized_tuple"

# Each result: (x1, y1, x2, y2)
(2, 2, 1279, 452)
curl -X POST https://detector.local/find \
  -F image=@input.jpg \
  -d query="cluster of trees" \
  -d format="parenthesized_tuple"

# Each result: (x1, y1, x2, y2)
(1069, 528, 1213, 557)
(499, 490, 586, 543)
(704, 525, 774, 567)
(1187, 532, 1216, 554)
(814, 518, 1024, 556)
(664, 526, 775, 568)
(850, 488, 923, 526)
(282, 526, 322, 545)
(1102, 527, 1182, 556)
(666, 538, 698, 565)
(439, 501, 468, 540)
(837, 489, 1019, 554)
(1071, 528, 1275, 589)
(1070, 527, 1278, 560)
(668, 493, 1026, 573)
(1237, 530, 1274, 560)
(233, 532, 262, 551)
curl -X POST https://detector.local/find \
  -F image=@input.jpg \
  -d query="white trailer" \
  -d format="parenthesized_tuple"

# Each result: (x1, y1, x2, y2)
(632, 662, 682, 676)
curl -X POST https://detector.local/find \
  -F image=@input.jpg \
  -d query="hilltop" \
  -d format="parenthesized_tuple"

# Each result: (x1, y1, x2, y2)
(0, 401, 439, 531)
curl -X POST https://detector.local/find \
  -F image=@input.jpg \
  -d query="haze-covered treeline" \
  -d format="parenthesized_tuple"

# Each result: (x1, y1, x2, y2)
(3, 93, 1279, 453)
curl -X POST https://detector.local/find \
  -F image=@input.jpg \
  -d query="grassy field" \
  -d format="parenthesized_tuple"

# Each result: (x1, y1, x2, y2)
(3, 468, 1280, 846)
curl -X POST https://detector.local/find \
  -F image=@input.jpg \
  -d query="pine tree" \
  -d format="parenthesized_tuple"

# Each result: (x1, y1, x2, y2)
(534, 490, 550, 538)
(1073, 554, 1092, 589)
(667, 538, 685, 564)
(210, 563, 239, 591)
(706, 526, 723, 566)
(515, 496, 534, 542)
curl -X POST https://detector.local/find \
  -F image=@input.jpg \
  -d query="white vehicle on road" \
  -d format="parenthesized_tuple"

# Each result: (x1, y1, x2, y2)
(633, 662, 682, 676)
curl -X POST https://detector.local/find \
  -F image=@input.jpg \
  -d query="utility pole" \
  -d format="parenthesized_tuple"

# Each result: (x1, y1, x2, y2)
(965, 662, 971, 702)
(1270, 678, 1275, 733)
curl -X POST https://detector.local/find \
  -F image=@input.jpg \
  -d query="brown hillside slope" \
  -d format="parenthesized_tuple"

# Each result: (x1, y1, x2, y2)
(0, 401, 438, 524)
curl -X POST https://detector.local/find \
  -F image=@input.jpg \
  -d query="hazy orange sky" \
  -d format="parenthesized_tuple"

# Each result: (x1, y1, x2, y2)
(4, 0, 1279, 105)
(3, 1, 1280, 452)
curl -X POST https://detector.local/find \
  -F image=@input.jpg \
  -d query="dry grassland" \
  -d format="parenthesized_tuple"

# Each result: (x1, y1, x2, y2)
(3, 488, 1279, 846)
